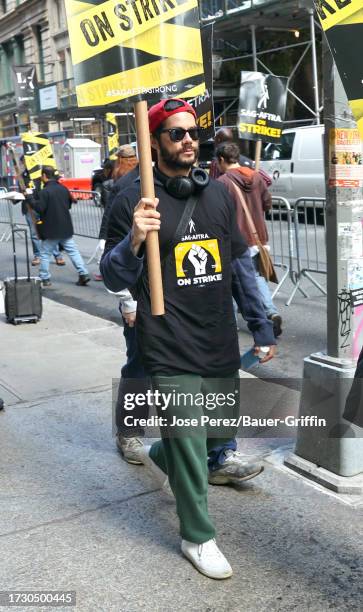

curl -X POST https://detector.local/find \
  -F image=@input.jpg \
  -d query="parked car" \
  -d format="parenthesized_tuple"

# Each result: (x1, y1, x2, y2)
(260, 125, 325, 205)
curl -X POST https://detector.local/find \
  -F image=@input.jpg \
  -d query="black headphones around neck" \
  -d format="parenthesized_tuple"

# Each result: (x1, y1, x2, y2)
(154, 166, 210, 199)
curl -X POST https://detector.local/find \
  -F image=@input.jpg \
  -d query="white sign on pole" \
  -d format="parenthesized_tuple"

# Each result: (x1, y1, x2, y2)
(39, 85, 58, 111)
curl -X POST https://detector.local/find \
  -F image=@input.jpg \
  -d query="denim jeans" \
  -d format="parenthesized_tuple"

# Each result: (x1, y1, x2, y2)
(116, 320, 149, 437)
(121, 320, 146, 380)
(39, 237, 88, 280)
(25, 211, 60, 259)
(251, 254, 278, 318)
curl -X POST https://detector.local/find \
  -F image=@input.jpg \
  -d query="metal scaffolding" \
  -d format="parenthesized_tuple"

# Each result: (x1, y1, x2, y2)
(201, 0, 322, 127)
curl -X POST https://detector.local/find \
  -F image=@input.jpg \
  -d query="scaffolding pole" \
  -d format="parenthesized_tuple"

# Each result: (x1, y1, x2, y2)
(309, 7, 320, 124)
(250, 24, 258, 71)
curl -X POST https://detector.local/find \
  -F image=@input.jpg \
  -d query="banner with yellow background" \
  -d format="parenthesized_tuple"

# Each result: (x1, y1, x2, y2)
(106, 113, 119, 159)
(21, 132, 58, 182)
(315, 0, 363, 137)
(65, 0, 205, 107)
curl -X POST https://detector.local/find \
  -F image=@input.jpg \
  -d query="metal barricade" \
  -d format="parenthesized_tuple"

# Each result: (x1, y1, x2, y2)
(0, 189, 102, 240)
(0, 187, 8, 232)
(265, 196, 294, 299)
(0, 188, 26, 241)
(0, 187, 9, 241)
(287, 197, 327, 306)
(69, 190, 103, 239)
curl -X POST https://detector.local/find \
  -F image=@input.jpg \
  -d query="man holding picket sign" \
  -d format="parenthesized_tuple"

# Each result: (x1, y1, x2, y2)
(65, 0, 275, 581)
(101, 99, 276, 579)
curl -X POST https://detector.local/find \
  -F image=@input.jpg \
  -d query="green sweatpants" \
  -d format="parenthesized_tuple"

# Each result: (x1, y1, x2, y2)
(149, 373, 239, 544)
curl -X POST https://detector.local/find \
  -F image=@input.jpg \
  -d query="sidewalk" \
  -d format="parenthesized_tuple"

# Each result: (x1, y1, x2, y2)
(0, 299, 361, 612)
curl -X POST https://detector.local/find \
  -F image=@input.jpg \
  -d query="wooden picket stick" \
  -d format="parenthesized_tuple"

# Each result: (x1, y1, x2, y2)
(134, 100, 165, 316)
(255, 139, 262, 172)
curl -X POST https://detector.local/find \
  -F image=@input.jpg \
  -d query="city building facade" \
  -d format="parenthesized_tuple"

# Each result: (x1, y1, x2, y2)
(0, 0, 74, 137)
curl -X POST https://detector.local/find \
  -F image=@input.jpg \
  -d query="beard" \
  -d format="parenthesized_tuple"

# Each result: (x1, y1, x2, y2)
(159, 141, 199, 170)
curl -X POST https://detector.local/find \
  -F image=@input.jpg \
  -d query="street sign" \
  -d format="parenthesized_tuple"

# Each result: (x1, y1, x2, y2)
(106, 113, 119, 159)
(329, 128, 363, 189)
(38, 85, 58, 112)
(64, 0, 205, 107)
(315, 0, 363, 138)
(237, 72, 288, 143)
(11, 65, 37, 109)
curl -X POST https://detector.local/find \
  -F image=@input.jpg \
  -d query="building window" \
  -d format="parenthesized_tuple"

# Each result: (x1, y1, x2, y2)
(35, 26, 45, 82)
(0, 42, 13, 94)
(0, 0, 8, 16)
(13, 36, 25, 65)
(54, 0, 65, 29)
(65, 48, 73, 80)
(58, 50, 67, 82)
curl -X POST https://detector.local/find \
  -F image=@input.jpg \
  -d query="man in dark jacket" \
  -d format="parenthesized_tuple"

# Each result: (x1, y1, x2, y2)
(101, 98, 276, 579)
(19, 156, 65, 267)
(29, 166, 90, 288)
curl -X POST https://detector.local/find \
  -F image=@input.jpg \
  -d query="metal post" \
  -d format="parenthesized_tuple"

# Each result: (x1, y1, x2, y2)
(250, 25, 257, 72)
(323, 55, 360, 360)
(102, 117, 109, 160)
(250, 25, 261, 167)
(309, 8, 320, 124)
(126, 112, 131, 143)
(285, 42, 363, 491)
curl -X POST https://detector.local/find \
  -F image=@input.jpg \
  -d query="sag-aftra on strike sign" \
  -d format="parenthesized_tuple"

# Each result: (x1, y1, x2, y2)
(65, 0, 205, 107)
(315, 0, 363, 137)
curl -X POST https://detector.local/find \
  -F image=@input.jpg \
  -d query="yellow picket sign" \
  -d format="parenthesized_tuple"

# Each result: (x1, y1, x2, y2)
(106, 112, 119, 159)
(23, 144, 54, 171)
(315, 0, 363, 138)
(65, 0, 205, 107)
(21, 133, 58, 181)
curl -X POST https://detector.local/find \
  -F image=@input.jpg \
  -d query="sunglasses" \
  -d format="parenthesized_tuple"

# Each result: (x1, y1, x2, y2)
(159, 127, 201, 142)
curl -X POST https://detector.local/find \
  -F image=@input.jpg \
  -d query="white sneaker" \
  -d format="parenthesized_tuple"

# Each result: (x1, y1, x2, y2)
(116, 435, 144, 465)
(181, 538, 233, 579)
(138, 445, 170, 491)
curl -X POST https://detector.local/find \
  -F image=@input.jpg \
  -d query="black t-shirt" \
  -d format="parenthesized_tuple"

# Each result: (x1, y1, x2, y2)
(105, 175, 247, 376)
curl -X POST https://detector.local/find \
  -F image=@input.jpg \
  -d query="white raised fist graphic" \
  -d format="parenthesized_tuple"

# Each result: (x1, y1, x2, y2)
(188, 244, 208, 276)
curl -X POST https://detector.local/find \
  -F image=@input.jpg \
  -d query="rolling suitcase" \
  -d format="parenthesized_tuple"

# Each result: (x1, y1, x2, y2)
(4, 227, 42, 325)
